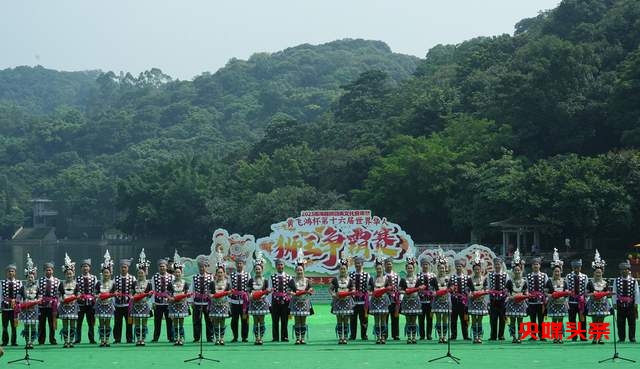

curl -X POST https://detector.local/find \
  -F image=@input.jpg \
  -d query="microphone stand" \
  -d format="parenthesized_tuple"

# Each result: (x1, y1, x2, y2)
(185, 301, 219, 365)
(8, 325, 44, 366)
(598, 298, 635, 363)
(429, 293, 460, 364)
(185, 333, 220, 365)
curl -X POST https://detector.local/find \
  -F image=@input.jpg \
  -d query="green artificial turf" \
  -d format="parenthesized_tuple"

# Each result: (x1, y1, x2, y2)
(1, 305, 638, 369)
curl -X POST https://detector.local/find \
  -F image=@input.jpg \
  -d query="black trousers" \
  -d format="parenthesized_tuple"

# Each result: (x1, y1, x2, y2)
(450, 300, 468, 339)
(386, 303, 400, 338)
(192, 304, 212, 341)
(230, 303, 249, 340)
(270, 302, 289, 341)
(75, 304, 95, 343)
(567, 303, 587, 340)
(489, 300, 506, 339)
(1, 310, 17, 345)
(417, 303, 433, 339)
(527, 303, 545, 333)
(153, 304, 174, 341)
(616, 305, 636, 341)
(37, 307, 56, 344)
(349, 304, 368, 339)
(113, 306, 133, 343)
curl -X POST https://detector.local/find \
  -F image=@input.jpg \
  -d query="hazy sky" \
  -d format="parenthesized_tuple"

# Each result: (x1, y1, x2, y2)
(1, 0, 560, 80)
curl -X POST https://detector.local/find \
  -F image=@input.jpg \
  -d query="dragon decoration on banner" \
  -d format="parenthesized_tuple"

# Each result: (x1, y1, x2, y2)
(178, 211, 500, 276)
(178, 228, 256, 276)
(417, 244, 502, 275)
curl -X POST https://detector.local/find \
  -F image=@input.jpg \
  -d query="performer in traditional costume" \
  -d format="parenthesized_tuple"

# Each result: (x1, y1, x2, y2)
(112, 258, 136, 344)
(400, 256, 422, 344)
(269, 258, 291, 342)
(586, 250, 610, 344)
(151, 258, 174, 343)
(37, 261, 60, 345)
(505, 248, 527, 344)
(74, 258, 97, 344)
(131, 249, 152, 346)
(448, 258, 470, 340)
(168, 257, 190, 346)
(1, 264, 21, 347)
(330, 256, 354, 344)
(192, 256, 213, 342)
(247, 252, 270, 345)
(209, 258, 231, 345)
(368, 256, 391, 344)
(349, 256, 370, 341)
(384, 257, 400, 340)
(58, 254, 79, 348)
(526, 256, 548, 338)
(486, 256, 508, 341)
(430, 250, 451, 343)
(417, 258, 434, 340)
(229, 256, 250, 343)
(95, 251, 115, 347)
(545, 249, 568, 344)
(288, 257, 313, 345)
(18, 254, 38, 349)
(468, 251, 488, 344)
(612, 261, 640, 342)
(565, 258, 588, 342)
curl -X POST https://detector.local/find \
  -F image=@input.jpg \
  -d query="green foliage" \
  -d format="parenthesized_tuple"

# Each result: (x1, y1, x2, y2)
(334, 70, 392, 122)
(0, 174, 25, 239)
(519, 154, 631, 235)
(0, 66, 99, 114)
(116, 156, 218, 240)
(611, 48, 640, 147)
(353, 114, 511, 240)
(3, 2, 640, 246)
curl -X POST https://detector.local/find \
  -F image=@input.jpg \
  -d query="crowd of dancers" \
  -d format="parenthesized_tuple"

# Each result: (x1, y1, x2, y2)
(0, 248, 638, 350)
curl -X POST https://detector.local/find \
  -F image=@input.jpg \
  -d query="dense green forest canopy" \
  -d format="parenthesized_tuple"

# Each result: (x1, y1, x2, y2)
(1, 1, 640, 252)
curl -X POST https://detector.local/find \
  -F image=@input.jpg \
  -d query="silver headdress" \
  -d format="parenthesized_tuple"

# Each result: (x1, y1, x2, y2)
(512, 247, 524, 267)
(215, 251, 226, 270)
(101, 250, 113, 271)
(338, 251, 350, 267)
(472, 250, 482, 267)
(24, 253, 37, 276)
(173, 249, 184, 270)
(253, 251, 265, 268)
(295, 254, 307, 268)
(435, 247, 447, 265)
(592, 249, 606, 270)
(62, 253, 75, 273)
(401, 246, 414, 266)
(136, 248, 150, 272)
(550, 248, 563, 270)
(374, 247, 385, 266)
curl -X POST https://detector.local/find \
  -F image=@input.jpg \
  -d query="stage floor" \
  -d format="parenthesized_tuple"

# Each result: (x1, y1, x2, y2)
(1, 304, 638, 368)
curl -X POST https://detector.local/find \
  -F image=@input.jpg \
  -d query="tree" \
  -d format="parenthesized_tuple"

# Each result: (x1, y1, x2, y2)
(235, 185, 347, 234)
(445, 150, 527, 235)
(0, 174, 25, 239)
(248, 113, 305, 158)
(116, 156, 219, 240)
(334, 70, 392, 122)
(519, 154, 631, 237)
(353, 114, 511, 240)
(610, 48, 640, 147)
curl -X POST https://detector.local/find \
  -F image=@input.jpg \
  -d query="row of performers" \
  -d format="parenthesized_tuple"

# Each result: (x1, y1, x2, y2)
(331, 249, 639, 345)
(0, 251, 317, 348)
(1, 249, 639, 349)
